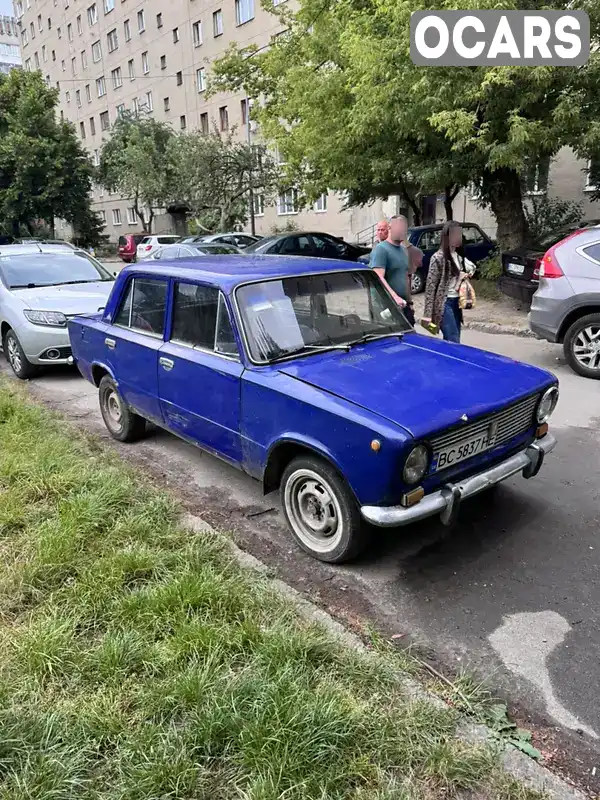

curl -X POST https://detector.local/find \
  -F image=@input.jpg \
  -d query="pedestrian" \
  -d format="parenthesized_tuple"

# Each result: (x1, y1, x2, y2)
(407, 243, 423, 279)
(374, 219, 390, 243)
(422, 221, 475, 343)
(370, 214, 415, 325)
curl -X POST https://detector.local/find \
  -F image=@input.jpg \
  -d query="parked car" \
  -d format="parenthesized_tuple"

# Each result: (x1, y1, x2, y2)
(529, 226, 600, 379)
(118, 233, 147, 263)
(69, 256, 558, 563)
(150, 243, 242, 260)
(16, 239, 77, 249)
(181, 233, 261, 249)
(0, 247, 114, 379)
(245, 232, 370, 261)
(136, 235, 181, 261)
(499, 221, 600, 305)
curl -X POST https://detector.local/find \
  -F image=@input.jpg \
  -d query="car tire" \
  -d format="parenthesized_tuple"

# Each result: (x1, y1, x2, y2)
(411, 269, 425, 295)
(280, 455, 367, 564)
(3, 328, 39, 380)
(563, 313, 600, 379)
(98, 375, 146, 442)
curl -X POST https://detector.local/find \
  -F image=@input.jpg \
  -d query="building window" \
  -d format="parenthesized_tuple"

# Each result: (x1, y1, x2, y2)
(176, 71, 183, 86)
(192, 20, 202, 46)
(213, 9, 223, 36)
(67, 23, 72, 41)
(127, 207, 137, 225)
(133, 97, 139, 114)
(196, 68, 206, 92)
(21, 29, 28, 46)
(42, 45, 47, 62)
(34, 51, 39, 69)
(93, 149, 100, 166)
(156, 13, 163, 28)
(141, 51, 149, 74)
(112, 209, 122, 226)
(128, 59, 135, 80)
(253, 194, 265, 217)
(75, 89, 81, 106)
(277, 188, 299, 215)
(314, 193, 327, 212)
(65, 90, 70, 103)
(100, 110, 110, 130)
(77, 14, 82, 34)
(96, 76, 106, 97)
(99, 210, 106, 224)
(240, 98, 248, 125)
(29, 21, 35, 39)
(145, 91, 153, 112)
(160, 55, 166, 70)
(107, 28, 118, 52)
(200, 112, 209, 134)
(79, 121, 86, 139)
(585, 158, 599, 192)
(111, 66, 122, 88)
(116, 103, 125, 116)
(180, 115, 186, 130)
(124, 19, 131, 41)
(37, 13, 42, 30)
(235, 0, 255, 25)
(173, 27, 179, 43)
(87, 3, 98, 26)
(81, 50, 88, 70)
(24, 57, 31, 71)
(91, 40, 101, 62)
(90, 116, 96, 135)
(85, 84, 91, 102)
(137, 10, 145, 33)
(52, 50, 56, 61)
(61, 59, 66, 72)
(48, 17, 52, 30)
(57, 26, 61, 38)
(522, 157, 550, 196)
(103, 0, 114, 13)
(164, 96, 170, 112)
(219, 105, 229, 131)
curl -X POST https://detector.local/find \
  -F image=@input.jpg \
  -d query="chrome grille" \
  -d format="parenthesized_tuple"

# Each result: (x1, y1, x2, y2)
(429, 394, 539, 461)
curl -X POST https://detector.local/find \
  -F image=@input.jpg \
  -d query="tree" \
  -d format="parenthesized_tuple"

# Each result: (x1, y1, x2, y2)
(212, 0, 600, 249)
(0, 69, 95, 236)
(167, 130, 279, 232)
(98, 111, 173, 232)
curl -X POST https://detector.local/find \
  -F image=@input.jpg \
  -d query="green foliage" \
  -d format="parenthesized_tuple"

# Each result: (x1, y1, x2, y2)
(524, 196, 583, 244)
(270, 218, 299, 234)
(98, 111, 174, 233)
(167, 130, 279, 232)
(212, 0, 600, 248)
(0, 70, 95, 235)
(477, 250, 502, 281)
(71, 207, 109, 250)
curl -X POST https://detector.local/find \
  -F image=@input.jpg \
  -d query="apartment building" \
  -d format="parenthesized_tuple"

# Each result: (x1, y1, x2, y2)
(0, 13, 21, 73)
(15, 0, 384, 242)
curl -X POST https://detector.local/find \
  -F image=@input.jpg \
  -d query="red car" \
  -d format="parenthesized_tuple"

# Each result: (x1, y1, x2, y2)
(117, 233, 147, 263)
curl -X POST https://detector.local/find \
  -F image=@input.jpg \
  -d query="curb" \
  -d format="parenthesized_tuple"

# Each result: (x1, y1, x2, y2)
(464, 321, 535, 338)
(183, 512, 589, 800)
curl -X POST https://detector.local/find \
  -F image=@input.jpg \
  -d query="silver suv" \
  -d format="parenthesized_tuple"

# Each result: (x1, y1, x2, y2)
(529, 226, 600, 379)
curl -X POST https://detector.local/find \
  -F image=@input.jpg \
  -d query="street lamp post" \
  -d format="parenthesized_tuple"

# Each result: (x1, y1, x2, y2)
(246, 95, 255, 236)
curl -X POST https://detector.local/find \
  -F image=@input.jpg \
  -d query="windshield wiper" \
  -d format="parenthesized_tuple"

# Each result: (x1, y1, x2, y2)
(10, 283, 41, 289)
(347, 332, 405, 348)
(274, 343, 351, 360)
(51, 279, 105, 286)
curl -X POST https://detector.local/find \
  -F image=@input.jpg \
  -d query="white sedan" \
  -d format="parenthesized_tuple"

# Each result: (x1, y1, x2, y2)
(136, 235, 181, 260)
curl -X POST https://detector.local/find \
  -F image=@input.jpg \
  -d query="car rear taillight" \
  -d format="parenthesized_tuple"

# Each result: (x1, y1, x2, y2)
(145, 245, 152, 251)
(539, 251, 564, 279)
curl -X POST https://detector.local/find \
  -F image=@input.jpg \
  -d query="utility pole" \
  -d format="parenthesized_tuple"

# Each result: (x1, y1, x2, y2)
(247, 95, 255, 236)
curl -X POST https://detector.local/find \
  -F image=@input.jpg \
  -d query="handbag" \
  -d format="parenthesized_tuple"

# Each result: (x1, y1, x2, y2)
(458, 277, 476, 310)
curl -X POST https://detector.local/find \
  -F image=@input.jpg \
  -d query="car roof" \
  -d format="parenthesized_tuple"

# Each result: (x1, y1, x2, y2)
(0, 243, 86, 255)
(121, 254, 365, 292)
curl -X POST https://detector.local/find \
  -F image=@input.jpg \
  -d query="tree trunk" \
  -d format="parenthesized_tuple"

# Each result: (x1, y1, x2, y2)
(147, 210, 154, 234)
(444, 185, 460, 221)
(218, 206, 228, 232)
(11, 219, 20, 239)
(487, 168, 528, 249)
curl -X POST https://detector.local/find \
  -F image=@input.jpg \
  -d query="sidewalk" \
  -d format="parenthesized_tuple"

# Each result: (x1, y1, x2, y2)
(412, 290, 532, 337)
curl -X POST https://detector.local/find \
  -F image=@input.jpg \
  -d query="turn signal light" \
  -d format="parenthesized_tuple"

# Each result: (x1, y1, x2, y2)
(535, 423, 548, 439)
(400, 487, 425, 508)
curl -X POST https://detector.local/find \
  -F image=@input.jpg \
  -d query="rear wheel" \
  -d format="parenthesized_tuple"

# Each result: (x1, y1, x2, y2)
(411, 269, 425, 295)
(280, 455, 367, 563)
(3, 329, 39, 380)
(563, 313, 600, 379)
(99, 375, 146, 442)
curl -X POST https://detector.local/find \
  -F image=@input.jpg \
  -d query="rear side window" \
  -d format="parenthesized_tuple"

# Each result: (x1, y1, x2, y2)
(171, 283, 238, 356)
(118, 236, 127, 247)
(139, 237, 151, 245)
(114, 278, 168, 336)
(582, 243, 600, 264)
(158, 236, 179, 244)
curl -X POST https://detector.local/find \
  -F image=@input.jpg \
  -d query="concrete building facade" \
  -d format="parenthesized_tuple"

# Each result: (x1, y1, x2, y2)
(0, 12, 21, 73)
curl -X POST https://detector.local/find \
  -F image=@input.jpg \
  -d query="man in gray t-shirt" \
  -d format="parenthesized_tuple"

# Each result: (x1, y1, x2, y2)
(370, 215, 413, 323)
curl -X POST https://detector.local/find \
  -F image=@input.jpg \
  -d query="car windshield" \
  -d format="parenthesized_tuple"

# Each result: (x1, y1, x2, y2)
(0, 251, 113, 289)
(196, 244, 239, 254)
(236, 269, 411, 363)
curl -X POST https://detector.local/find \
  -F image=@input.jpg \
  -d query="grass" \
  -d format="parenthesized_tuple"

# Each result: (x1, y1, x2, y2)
(0, 380, 546, 800)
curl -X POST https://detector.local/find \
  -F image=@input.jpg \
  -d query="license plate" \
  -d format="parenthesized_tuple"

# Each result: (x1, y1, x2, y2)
(434, 432, 495, 472)
(507, 262, 525, 275)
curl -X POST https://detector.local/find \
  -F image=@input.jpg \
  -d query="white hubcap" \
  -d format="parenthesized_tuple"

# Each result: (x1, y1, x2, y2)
(6, 336, 22, 373)
(104, 389, 123, 429)
(284, 468, 344, 554)
(573, 325, 600, 370)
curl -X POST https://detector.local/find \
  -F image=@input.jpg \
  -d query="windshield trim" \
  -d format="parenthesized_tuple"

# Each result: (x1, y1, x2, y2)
(232, 267, 405, 367)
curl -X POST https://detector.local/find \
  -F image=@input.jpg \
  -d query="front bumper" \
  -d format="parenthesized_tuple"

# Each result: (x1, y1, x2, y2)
(498, 275, 536, 305)
(361, 434, 557, 528)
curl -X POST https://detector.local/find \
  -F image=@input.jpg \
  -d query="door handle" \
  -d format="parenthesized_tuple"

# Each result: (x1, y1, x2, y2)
(105, 337, 116, 350)
(159, 357, 174, 371)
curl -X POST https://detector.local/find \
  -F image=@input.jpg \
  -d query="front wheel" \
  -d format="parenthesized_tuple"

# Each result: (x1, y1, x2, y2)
(98, 375, 146, 442)
(563, 313, 600, 379)
(411, 269, 425, 295)
(280, 455, 366, 563)
(3, 329, 39, 380)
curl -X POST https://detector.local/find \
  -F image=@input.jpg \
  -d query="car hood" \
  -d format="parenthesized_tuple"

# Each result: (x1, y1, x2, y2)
(13, 281, 114, 314)
(277, 333, 554, 439)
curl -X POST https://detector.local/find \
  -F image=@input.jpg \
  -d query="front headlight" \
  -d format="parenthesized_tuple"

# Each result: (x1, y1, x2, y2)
(403, 444, 429, 485)
(23, 310, 68, 327)
(536, 386, 559, 423)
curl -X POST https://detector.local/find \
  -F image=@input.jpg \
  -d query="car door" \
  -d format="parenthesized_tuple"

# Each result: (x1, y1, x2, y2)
(278, 235, 314, 256)
(461, 225, 492, 263)
(310, 233, 346, 260)
(107, 275, 168, 425)
(157, 281, 243, 464)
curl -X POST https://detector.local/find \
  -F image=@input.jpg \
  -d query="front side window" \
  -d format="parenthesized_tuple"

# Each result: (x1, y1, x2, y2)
(236, 270, 410, 363)
(114, 278, 168, 335)
(0, 252, 112, 290)
(461, 226, 485, 245)
(172, 283, 237, 356)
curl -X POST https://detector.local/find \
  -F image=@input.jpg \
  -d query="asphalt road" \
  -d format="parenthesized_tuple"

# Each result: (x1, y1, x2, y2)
(3, 328, 600, 786)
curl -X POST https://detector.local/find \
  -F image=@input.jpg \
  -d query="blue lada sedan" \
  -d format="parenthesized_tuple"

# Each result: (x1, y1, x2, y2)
(68, 256, 559, 563)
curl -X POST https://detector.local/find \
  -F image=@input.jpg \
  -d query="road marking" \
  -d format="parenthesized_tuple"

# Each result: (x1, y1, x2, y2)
(488, 610, 598, 739)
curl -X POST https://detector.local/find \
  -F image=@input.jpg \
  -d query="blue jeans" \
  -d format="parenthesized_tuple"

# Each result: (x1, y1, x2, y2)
(441, 297, 462, 343)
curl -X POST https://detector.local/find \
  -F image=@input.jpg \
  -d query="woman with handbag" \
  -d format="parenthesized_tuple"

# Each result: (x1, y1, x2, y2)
(422, 221, 476, 343)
